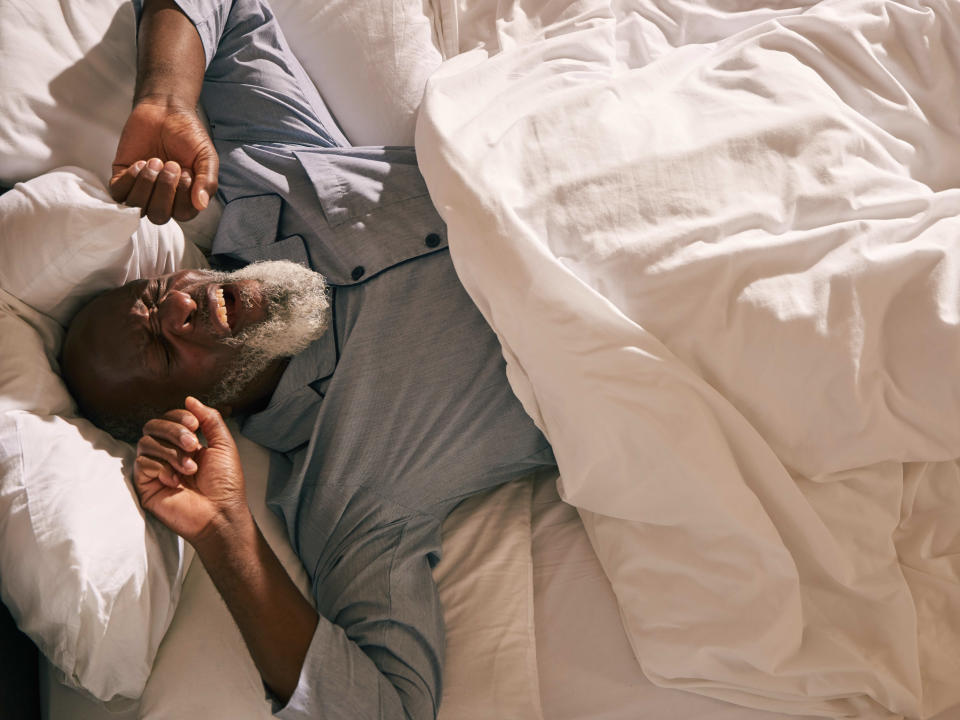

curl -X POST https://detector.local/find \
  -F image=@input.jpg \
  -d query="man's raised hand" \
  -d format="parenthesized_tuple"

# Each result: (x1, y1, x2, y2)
(133, 397, 249, 547)
(110, 98, 219, 225)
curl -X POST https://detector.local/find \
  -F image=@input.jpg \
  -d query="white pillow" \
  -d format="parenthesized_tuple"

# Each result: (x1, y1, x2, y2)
(0, 0, 441, 190)
(0, 168, 206, 327)
(0, 168, 205, 701)
(0, 0, 224, 249)
(0, 0, 135, 189)
(270, 0, 443, 145)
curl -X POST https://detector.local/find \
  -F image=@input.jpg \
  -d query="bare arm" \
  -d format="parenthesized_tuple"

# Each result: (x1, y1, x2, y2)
(193, 498, 319, 702)
(111, 0, 218, 224)
(134, 398, 317, 702)
(134, 0, 206, 106)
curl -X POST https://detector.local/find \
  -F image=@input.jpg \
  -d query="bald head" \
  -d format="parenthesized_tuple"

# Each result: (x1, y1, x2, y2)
(62, 261, 330, 442)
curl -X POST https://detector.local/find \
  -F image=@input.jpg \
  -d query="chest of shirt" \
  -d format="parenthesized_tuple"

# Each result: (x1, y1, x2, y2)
(209, 146, 449, 286)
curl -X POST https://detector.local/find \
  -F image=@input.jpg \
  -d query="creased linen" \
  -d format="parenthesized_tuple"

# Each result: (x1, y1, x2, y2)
(417, 0, 960, 716)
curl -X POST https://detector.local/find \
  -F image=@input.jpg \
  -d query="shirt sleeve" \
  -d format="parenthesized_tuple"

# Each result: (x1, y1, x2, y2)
(131, 0, 448, 285)
(275, 519, 445, 720)
(131, 0, 349, 148)
(131, 0, 230, 69)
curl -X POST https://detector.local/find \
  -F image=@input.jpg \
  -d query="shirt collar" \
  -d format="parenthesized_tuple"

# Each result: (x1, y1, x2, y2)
(240, 327, 336, 453)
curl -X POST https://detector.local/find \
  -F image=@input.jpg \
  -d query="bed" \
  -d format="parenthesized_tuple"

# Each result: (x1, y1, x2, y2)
(2, 0, 960, 718)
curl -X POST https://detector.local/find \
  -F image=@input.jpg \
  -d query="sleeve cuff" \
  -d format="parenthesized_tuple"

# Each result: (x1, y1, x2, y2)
(267, 619, 333, 719)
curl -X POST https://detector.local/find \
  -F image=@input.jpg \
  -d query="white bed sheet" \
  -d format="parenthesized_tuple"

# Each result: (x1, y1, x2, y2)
(533, 473, 960, 720)
(418, 0, 960, 716)
(531, 474, 820, 720)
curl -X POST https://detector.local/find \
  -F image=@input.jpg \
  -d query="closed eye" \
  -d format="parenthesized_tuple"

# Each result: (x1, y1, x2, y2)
(141, 278, 174, 374)
(145, 277, 163, 307)
(155, 333, 174, 370)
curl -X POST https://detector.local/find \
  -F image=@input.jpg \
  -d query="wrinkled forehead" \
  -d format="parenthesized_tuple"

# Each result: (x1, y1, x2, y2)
(89, 278, 146, 315)
(63, 278, 162, 408)
(69, 280, 147, 354)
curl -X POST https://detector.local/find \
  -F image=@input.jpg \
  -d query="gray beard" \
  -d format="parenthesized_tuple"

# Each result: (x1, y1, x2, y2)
(199, 260, 330, 408)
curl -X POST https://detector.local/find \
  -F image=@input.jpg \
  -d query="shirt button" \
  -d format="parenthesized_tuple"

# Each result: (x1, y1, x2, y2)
(424, 233, 442, 248)
(351, 266, 365, 281)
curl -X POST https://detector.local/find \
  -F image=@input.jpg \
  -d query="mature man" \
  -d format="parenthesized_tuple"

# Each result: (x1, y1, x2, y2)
(61, 0, 554, 718)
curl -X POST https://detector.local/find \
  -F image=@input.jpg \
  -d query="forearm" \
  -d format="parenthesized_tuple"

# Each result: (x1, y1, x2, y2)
(135, 0, 206, 106)
(194, 510, 319, 703)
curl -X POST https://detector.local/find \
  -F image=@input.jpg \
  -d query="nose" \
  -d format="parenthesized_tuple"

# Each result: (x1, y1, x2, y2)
(158, 289, 197, 336)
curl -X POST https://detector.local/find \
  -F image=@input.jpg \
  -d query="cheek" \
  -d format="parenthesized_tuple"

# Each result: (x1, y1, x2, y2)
(175, 344, 240, 391)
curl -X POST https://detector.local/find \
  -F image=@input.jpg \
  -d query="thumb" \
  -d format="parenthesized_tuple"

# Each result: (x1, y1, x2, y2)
(185, 396, 232, 448)
(192, 146, 219, 211)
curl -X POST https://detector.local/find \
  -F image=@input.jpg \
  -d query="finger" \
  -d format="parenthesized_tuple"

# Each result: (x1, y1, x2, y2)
(162, 407, 200, 432)
(142, 417, 201, 453)
(185, 396, 232, 448)
(137, 434, 199, 476)
(145, 160, 181, 225)
(172, 169, 198, 222)
(109, 161, 147, 204)
(192, 146, 219, 212)
(135, 454, 181, 490)
(125, 157, 165, 211)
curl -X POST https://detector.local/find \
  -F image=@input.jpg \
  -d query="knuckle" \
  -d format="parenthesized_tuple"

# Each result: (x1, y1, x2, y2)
(147, 209, 167, 225)
(173, 206, 198, 223)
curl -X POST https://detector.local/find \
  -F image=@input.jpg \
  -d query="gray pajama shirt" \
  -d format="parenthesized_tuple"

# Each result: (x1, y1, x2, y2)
(131, 1, 554, 718)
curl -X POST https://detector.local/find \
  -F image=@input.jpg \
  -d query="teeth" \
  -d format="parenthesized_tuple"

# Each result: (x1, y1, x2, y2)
(215, 287, 228, 328)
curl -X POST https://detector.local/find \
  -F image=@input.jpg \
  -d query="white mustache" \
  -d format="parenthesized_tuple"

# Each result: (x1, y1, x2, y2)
(203, 260, 330, 406)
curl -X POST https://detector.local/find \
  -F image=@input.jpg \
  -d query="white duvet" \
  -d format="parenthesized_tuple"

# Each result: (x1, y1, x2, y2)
(418, 0, 960, 717)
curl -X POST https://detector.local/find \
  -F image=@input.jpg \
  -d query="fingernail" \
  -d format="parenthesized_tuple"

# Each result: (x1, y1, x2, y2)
(144, 158, 163, 177)
(181, 433, 198, 450)
(183, 458, 198, 473)
(132, 160, 147, 174)
(197, 189, 209, 209)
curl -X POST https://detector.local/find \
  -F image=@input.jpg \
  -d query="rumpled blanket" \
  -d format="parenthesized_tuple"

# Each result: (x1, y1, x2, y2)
(417, 0, 960, 716)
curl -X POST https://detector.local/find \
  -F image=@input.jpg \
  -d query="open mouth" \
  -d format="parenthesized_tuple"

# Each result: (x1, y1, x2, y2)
(212, 285, 239, 333)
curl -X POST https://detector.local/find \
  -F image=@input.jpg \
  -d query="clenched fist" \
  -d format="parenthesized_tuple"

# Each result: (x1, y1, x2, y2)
(110, 97, 219, 225)
(133, 396, 249, 546)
